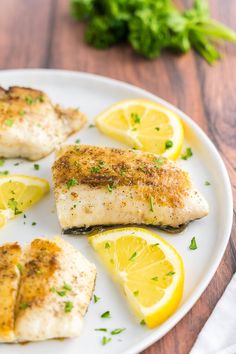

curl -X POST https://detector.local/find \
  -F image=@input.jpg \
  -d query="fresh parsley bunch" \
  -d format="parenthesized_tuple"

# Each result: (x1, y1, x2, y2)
(70, 0, 236, 64)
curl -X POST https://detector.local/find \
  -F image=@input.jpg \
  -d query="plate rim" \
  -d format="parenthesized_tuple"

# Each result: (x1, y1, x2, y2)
(0, 68, 233, 354)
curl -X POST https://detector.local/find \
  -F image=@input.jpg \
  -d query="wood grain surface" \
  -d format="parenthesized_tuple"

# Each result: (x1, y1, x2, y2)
(0, 1, 235, 353)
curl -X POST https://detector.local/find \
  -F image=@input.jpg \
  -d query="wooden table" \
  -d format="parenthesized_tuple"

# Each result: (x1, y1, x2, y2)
(0, 1, 235, 353)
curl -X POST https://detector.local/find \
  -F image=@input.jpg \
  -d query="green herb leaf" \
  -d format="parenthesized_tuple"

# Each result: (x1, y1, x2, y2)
(0, 171, 9, 175)
(88, 124, 96, 128)
(155, 127, 160, 131)
(64, 301, 73, 313)
(133, 290, 139, 296)
(32, 222, 37, 226)
(111, 328, 126, 335)
(95, 328, 107, 332)
(4, 119, 14, 127)
(107, 184, 113, 192)
(57, 290, 66, 297)
(94, 294, 100, 303)
(75, 138, 80, 144)
(140, 319, 146, 325)
(165, 140, 173, 149)
(129, 251, 137, 261)
(131, 112, 141, 124)
(189, 237, 198, 250)
(67, 178, 78, 188)
(149, 195, 154, 212)
(19, 303, 29, 310)
(25, 96, 33, 105)
(34, 164, 40, 170)
(181, 147, 193, 160)
(151, 276, 159, 281)
(63, 282, 72, 291)
(101, 311, 111, 318)
(102, 336, 112, 345)
(0, 159, 5, 166)
(205, 181, 211, 186)
(105, 242, 111, 249)
(7, 198, 22, 215)
(166, 271, 175, 276)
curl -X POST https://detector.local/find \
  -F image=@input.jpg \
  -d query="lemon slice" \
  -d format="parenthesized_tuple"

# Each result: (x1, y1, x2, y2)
(95, 99, 184, 159)
(89, 227, 184, 328)
(0, 175, 49, 227)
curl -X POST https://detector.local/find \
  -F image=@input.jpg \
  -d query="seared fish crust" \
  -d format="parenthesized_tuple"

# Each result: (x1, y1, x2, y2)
(0, 87, 86, 160)
(52, 145, 209, 231)
(0, 243, 21, 342)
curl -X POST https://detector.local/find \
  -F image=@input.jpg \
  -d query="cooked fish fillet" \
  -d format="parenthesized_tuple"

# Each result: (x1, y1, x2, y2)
(15, 236, 96, 342)
(0, 86, 86, 160)
(0, 242, 22, 343)
(52, 144, 209, 232)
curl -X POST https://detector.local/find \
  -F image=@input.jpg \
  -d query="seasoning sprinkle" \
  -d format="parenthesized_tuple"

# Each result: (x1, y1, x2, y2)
(34, 164, 40, 170)
(140, 319, 146, 325)
(166, 271, 175, 276)
(4, 119, 14, 127)
(131, 112, 141, 124)
(205, 181, 211, 186)
(133, 290, 139, 296)
(19, 303, 29, 310)
(105, 242, 111, 249)
(67, 178, 78, 188)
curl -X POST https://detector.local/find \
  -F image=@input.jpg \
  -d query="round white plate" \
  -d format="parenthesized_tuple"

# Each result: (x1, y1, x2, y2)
(0, 69, 233, 354)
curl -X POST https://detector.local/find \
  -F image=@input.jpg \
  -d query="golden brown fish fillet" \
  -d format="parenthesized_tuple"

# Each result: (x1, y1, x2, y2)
(0, 86, 86, 160)
(52, 144, 209, 233)
(15, 236, 96, 342)
(0, 242, 22, 342)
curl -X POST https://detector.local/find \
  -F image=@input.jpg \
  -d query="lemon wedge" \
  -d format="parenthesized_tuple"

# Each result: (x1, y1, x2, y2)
(0, 175, 49, 227)
(95, 99, 184, 159)
(89, 227, 184, 328)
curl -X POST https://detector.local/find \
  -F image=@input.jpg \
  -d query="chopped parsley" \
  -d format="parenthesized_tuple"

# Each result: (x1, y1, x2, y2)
(95, 328, 107, 332)
(67, 178, 78, 188)
(63, 282, 72, 291)
(166, 271, 175, 276)
(0, 159, 5, 166)
(17, 263, 23, 273)
(151, 243, 159, 247)
(14, 162, 20, 166)
(165, 140, 173, 149)
(140, 319, 146, 325)
(19, 110, 25, 116)
(90, 161, 104, 174)
(7, 198, 22, 215)
(131, 112, 141, 124)
(149, 195, 154, 212)
(57, 290, 66, 297)
(34, 164, 40, 170)
(119, 168, 127, 176)
(32, 222, 37, 226)
(155, 127, 160, 131)
(64, 301, 73, 313)
(205, 181, 211, 186)
(151, 276, 159, 281)
(101, 311, 111, 318)
(105, 242, 111, 249)
(19, 303, 29, 310)
(189, 237, 197, 250)
(154, 157, 164, 168)
(93, 294, 100, 303)
(0, 171, 9, 175)
(181, 147, 193, 160)
(4, 119, 14, 127)
(36, 95, 44, 103)
(129, 251, 137, 261)
(133, 290, 139, 296)
(88, 124, 96, 128)
(25, 96, 33, 105)
(107, 184, 113, 192)
(50, 287, 56, 293)
(102, 336, 112, 345)
(111, 328, 126, 335)
(75, 138, 80, 144)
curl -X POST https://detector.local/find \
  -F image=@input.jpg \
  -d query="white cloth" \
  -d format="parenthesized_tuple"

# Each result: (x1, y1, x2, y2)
(190, 273, 236, 354)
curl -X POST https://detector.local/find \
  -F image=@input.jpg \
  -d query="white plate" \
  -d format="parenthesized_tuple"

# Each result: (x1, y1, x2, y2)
(0, 69, 233, 354)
